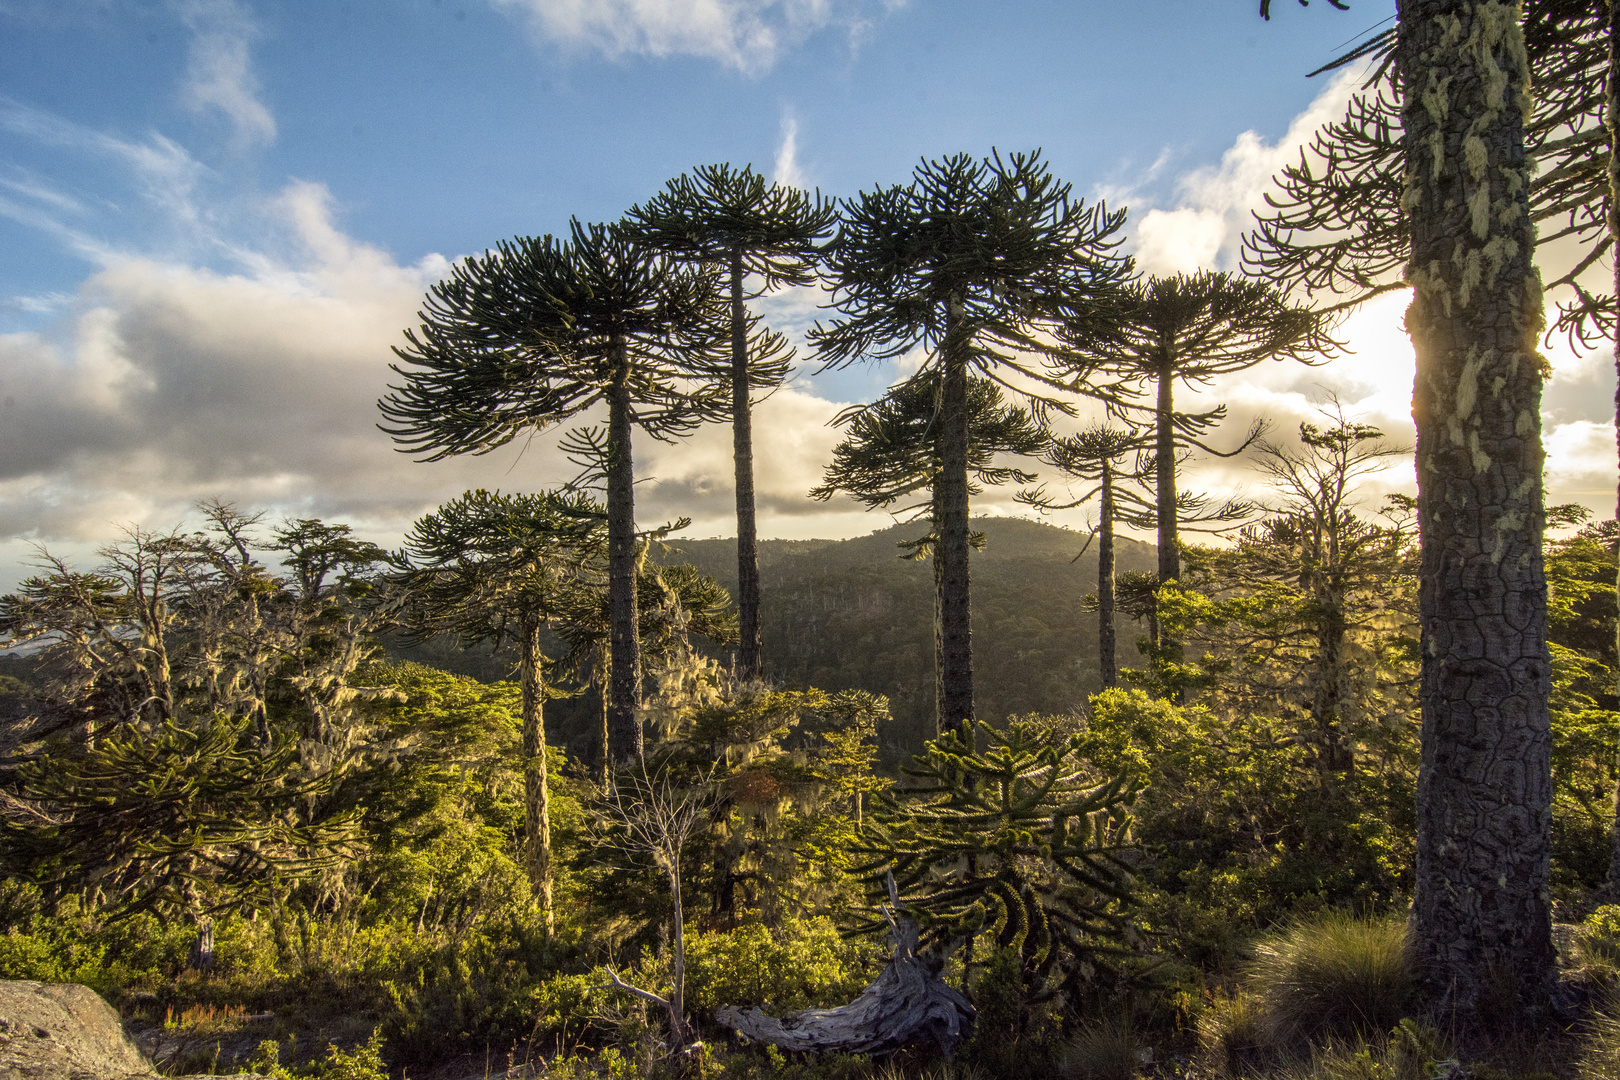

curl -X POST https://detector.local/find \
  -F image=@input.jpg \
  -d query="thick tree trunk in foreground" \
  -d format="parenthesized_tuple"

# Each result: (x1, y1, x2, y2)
(1402, 0, 1554, 1012)
(1603, 0, 1620, 902)
(935, 298, 975, 730)
(606, 352, 644, 765)
(731, 249, 764, 680)
(1099, 465, 1118, 689)
(519, 616, 553, 933)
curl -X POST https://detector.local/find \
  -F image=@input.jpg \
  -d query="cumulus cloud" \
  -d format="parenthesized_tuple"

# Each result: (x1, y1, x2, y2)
(176, 0, 277, 148)
(0, 178, 869, 582)
(1115, 67, 1362, 278)
(488, 0, 893, 74)
(1080, 73, 1619, 535)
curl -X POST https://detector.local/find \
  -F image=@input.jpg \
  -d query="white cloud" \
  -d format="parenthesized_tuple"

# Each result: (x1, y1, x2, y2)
(176, 0, 277, 148)
(489, 0, 891, 74)
(1117, 67, 1363, 277)
(773, 113, 804, 190)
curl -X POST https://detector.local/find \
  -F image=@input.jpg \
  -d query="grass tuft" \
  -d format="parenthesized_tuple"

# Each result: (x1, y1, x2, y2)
(1248, 910, 1415, 1050)
(1056, 1018, 1140, 1080)
(1198, 988, 1266, 1077)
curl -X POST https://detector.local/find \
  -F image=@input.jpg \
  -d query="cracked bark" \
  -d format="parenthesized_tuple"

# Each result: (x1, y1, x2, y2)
(1401, 0, 1554, 1012)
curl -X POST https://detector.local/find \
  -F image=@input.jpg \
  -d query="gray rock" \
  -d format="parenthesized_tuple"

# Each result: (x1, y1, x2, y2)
(0, 980, 263, 1080)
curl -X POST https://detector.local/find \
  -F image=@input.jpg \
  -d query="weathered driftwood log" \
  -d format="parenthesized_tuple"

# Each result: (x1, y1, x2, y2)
(715, 909, 974, 1057)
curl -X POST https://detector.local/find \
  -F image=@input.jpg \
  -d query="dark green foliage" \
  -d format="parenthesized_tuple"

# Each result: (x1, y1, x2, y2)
(623, 163, 836, 679)
(1543, 516, 1620, 893)
(5, 716, 361, 917)
(856, 720, 1140, 998)
(1059, 270, 1331, 589)
(1081, 688, 1416, 971)
(814, 149, 1130, 730)
(381, 219, 728, 765)
(661, 519, 1158, 759)
(379, 220, 723, 461)
(812, 375, 1046, 520)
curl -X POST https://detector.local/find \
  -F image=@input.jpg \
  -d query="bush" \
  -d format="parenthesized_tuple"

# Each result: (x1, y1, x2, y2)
(1247, 911, 1414, 1050)
(684, 917, 876, 1016)
(1574, 906, 1620, 990)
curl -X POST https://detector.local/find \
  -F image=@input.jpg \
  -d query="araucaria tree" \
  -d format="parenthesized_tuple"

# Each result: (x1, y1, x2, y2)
(624, 164, 836, 679)
(811, 373, 1048, 733)
(380, 220, 724, 765)
(393, 488, 605, 932)
(812, 150, 1130, 728)
(1019, 425, 1155, 688)
(1065, 271, 1329, 588)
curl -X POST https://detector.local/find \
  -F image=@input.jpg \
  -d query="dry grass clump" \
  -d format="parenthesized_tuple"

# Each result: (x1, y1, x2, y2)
(1198, 988, 1267, 1077)
(1578, 1000, 1620, 1080)
(1056, 1018, 1140, 1080)
(1248, 911, 1415, 1050)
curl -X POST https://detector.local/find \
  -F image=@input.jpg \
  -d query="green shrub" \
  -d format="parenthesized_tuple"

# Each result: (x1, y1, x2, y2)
(250, 1031, 390, 1080)
(683, 917, 877, 1015)
(1247, 911, 1414, 1049)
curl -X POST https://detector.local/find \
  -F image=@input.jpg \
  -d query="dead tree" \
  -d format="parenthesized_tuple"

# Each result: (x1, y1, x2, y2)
(715, 875, 974, 1057)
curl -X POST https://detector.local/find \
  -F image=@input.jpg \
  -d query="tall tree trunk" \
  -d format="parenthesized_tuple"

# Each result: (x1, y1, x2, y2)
(1099, 462, 1118, 689)
(936, 297, 975, 730)
(519, 614, 553, 934)
(1402, 0, 1554, 1014)
(606, 349, 644, 765)
(668, 865, 689, 1048)
(1312, 579, 1351, 775)
(1604, 0, 1620, 903)
(1155, 362, 1179, 586)
(731, 249, 764, 680)
(930, 483, 946, 739)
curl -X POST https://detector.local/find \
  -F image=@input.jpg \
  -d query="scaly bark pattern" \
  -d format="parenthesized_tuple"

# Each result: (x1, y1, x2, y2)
(1401, 0, 1555, 1009)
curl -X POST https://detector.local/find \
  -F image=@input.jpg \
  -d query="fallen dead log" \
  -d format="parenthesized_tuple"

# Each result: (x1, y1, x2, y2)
(715, 885, 974, 1057)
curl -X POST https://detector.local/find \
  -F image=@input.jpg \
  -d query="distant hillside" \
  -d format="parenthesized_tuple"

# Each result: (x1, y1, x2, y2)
(661, 516, 1156, 760)
(385, 516, 1155, 763)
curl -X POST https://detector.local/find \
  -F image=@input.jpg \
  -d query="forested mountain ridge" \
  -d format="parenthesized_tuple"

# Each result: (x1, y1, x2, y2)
(660, 516, 1157, 756)
(389, 516, 1157, 762)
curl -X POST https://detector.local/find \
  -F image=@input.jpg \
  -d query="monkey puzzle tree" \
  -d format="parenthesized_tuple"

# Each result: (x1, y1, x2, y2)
(810, 374, 1047, 734)
(1018, 426, 1156, 688)
(812, 150, 1130, 729)
(1261, 0, 1559, 1013)
(380, 220, 725, 765)
(624, 165, 836, 679)
(854, 721, 1140, 998)
(1063, 271, 1329, 589)
(392, 488, 606, 932)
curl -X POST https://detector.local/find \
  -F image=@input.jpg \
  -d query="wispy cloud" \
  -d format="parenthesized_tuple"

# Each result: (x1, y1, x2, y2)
(489, 0, 895, 74)
(176, 0, 276, 148)
(772, 112, 804, 189)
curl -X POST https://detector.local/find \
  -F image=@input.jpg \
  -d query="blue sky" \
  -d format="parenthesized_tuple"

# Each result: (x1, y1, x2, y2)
(1, 0, 1613, 588)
